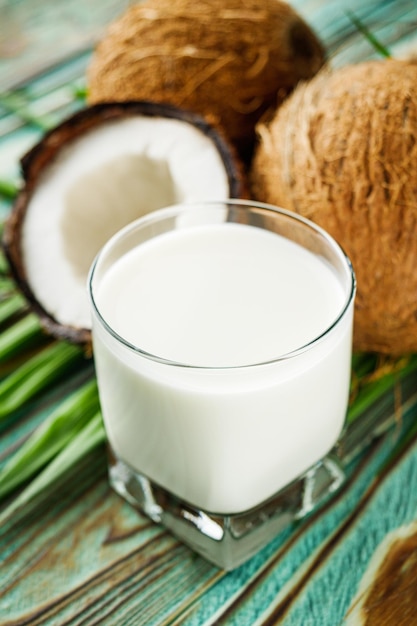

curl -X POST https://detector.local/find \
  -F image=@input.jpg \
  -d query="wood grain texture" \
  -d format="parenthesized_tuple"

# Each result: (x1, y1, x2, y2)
(2, 1, 417, 624)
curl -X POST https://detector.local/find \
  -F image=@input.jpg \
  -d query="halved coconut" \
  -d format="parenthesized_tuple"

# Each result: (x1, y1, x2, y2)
(3, 101, 246, 345)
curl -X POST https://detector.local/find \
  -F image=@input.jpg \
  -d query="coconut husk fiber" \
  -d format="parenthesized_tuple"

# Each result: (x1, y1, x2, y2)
(251, 59, 417, 356)
(87, 0, 325, 161)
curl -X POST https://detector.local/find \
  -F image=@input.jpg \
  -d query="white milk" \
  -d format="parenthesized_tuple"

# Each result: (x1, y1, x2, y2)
(91, 222, 354, 513)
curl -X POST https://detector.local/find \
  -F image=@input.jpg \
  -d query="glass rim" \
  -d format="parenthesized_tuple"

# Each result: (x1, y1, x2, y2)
(88, 199, 356, 370)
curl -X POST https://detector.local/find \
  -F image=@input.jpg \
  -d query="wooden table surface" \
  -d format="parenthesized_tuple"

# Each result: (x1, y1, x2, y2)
(2, 1, 417, 624)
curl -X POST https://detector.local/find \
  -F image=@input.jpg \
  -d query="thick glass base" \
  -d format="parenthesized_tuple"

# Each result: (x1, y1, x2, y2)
(108, 451, 345, 570)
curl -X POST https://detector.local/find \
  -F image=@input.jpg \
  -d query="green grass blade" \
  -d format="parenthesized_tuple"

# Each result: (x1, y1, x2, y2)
(351, 352, 378, 380)
(0, 314, 44, 363)
(0, 341, 86, 418)
(0, 294, 27, 325)
(346, 10, 391, 58)
(0, 379, 99, 499)
(347, 355, 417, 424)
(0, 254, 11, 278)
(0, 179, 18, 200)
(0, 92, 53, 130)
(72, 84, 88, 100)
(0, 412, 105, 524)
(0, 279, 19, 297)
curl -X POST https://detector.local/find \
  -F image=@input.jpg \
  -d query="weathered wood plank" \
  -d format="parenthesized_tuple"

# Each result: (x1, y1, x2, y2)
(2, 1, 417, 624)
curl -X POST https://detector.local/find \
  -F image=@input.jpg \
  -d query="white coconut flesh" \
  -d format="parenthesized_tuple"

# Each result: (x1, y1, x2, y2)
(21, 116, 230, 330)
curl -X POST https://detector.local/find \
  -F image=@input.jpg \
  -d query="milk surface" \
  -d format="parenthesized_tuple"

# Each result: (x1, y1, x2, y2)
(96, 224, 344, 366)
(92, 222, 354, 513)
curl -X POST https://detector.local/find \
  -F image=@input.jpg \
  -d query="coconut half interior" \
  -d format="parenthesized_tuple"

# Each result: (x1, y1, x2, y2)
(21, 116, 230, 332)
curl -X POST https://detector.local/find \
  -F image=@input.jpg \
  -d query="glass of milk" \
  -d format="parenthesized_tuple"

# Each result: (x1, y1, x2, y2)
(88, 200, 356, 569)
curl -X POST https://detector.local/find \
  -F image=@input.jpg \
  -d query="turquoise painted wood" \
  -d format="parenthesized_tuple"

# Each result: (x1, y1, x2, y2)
(1, 1, 417, 624)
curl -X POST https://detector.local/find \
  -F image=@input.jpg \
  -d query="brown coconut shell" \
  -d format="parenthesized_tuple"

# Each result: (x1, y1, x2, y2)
(87, 0, 325, 162)
(3, 101, 247, 346)
(345, 521, 417, 625)
(251, 59, 417, 356)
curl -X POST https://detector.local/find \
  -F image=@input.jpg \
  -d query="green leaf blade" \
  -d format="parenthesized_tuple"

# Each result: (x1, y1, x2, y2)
(0, 379, 99, 499)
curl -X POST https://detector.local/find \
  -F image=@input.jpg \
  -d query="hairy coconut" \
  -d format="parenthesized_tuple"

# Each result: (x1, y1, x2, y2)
(3, 101, 246, 346)
(87, 0, 325, 160)
(251, 59, 417, 355)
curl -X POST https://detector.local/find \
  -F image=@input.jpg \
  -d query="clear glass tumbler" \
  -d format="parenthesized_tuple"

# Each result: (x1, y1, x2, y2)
(88, 200, 356, 570)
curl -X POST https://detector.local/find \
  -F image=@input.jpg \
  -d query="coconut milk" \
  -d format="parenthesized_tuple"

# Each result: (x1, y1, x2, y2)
(91, 221, 354, 513)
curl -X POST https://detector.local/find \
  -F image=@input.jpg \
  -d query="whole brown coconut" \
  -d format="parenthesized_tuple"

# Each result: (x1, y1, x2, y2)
(87, 0, 325, 160)
(251, 59, 417, 356)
